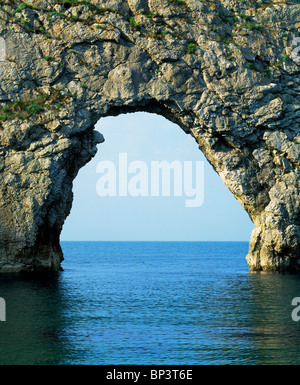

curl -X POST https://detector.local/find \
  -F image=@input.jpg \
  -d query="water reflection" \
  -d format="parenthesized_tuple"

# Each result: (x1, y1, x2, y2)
(0, 273, 70, 364)
(246, 271, 300, 364)
(0, 246, 300, 365)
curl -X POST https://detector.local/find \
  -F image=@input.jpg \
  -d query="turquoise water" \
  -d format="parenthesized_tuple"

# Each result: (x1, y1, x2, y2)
(1, 241, 300, 365)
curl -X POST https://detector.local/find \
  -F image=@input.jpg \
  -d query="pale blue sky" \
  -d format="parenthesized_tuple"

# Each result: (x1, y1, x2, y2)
(61, 112, 254, 241)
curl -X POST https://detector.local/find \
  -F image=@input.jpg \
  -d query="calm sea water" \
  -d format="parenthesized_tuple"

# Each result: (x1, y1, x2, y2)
(0, 241, 300, 365)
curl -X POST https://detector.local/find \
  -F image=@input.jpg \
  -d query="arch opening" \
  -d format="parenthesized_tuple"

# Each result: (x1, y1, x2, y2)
(61, 112, 254, 245)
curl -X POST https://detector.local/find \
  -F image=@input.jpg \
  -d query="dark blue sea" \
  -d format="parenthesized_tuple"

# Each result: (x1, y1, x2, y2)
(1, 241, 300, 365)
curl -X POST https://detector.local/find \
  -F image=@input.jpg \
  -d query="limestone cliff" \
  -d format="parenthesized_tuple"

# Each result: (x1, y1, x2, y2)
(0, 0, 299, 272)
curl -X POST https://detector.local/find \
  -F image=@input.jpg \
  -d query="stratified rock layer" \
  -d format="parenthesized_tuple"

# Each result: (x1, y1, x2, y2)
(0, 0, 299, 272)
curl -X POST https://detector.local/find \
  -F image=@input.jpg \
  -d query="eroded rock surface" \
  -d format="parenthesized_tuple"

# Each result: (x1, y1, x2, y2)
(0, 0, 299, 271)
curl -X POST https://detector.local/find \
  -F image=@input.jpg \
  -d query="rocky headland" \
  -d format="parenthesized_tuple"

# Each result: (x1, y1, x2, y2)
(0, 0, 299, 272)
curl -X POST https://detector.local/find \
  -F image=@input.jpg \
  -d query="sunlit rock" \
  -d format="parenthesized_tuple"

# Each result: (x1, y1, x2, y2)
(0, 0, 299, 271)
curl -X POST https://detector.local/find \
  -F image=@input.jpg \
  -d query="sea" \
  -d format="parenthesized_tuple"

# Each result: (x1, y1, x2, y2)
(1, 241, 300, 365)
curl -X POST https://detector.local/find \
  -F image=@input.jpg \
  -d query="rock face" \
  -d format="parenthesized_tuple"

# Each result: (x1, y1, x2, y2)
(0, 0, 299, 272)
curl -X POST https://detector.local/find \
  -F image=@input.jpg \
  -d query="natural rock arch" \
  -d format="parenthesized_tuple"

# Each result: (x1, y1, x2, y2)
(0, 0, 299, 272)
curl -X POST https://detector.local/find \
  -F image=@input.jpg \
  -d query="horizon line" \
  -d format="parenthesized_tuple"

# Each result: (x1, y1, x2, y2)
(60, 239, 250, 242)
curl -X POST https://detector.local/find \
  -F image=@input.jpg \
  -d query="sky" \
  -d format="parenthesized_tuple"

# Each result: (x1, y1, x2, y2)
(61, 112, 254, 241)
